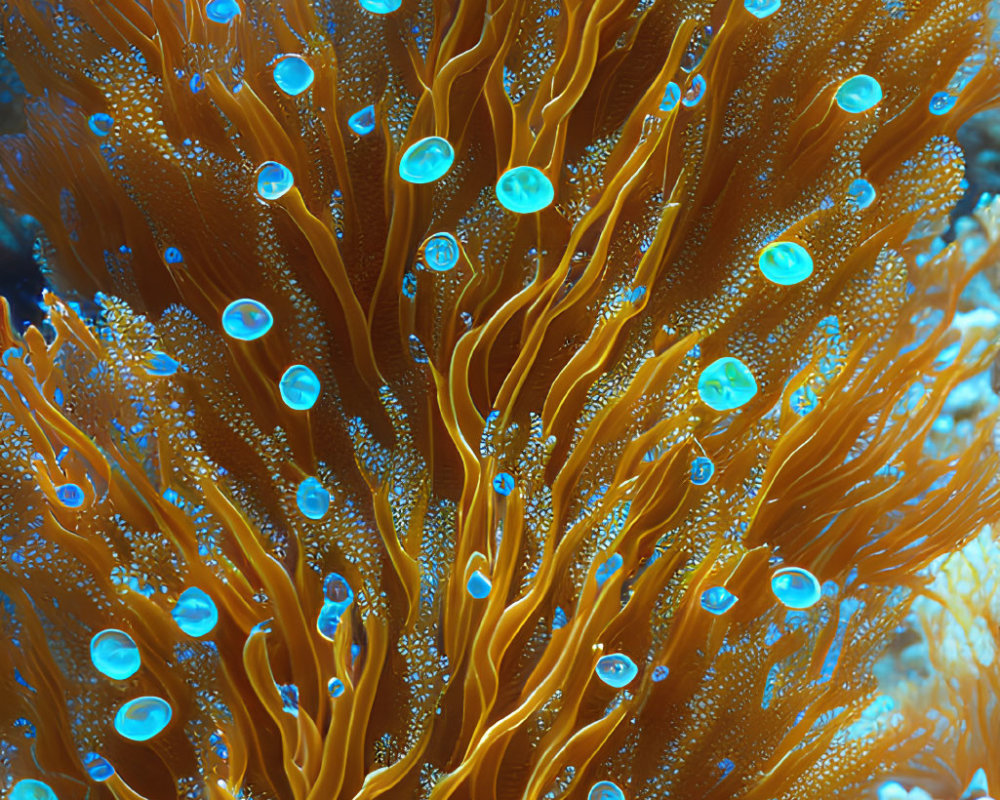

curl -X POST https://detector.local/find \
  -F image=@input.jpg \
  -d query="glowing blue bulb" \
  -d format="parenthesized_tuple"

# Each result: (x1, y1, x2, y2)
(690, 456, 714, 485)
(146, 351, 179, 376)
(88, 113, 113, 136)
(744, 0, 781, 17)
(359, 0, 401, 12)
(222, 298, 273, 340)
(91, 628, 141, 680)
(651, 665, 670, 682)
(56, 483, 85, 507)
(297, 477, 330, 520)
(423, 232, 461, 271)
(316, 575, 352, 638)
(327, 677, 345, 697)
(399, 136, 454, 184)
(681, 74, 707, 107)
(771, 567, 822, 609)
(595, 653, 638, 688)
(172, 587, 218, 637)
(929, 91, 957, 115)
(348, 105, 376, 135)
(698, 357, 758, 411)
(83, 753, 115, 782)
(272, 55, 314, 96)
(847, 178, 876, 210)
(595, 553, 623, 588)
(466, 570, 492, 598)
(660, 82, 681, 112)
(163, 246, 183, 264)
(835, 75, 883, 113)
(205, 0, 240, 23)
(790, 384, 818, 415)
(758, 241, 813, 285)
(493, 472, 516, 496)
(495, 166, 555, 213)
(189, 73, 205, 93)
(588, 782, 625, 800)
(279, 684, 299, 715)
(9, 780, 57, 800)
(114, 696, 172, 741)
(700, 586, 738, 614)
(279, 365, 321, 410)
(316, 601, 344, 639)
(256, 161, 294, 199)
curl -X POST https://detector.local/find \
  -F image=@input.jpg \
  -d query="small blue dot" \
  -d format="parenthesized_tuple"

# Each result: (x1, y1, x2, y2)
(358, 0, 401, 11)
(495, 166, 554, 213)
(279, 364, 321, 410)
(189, 73, 205, 93)
(690, 456, 714, 485)
(399, 136, 454, 184)
(466, 570, 492, 599)
(697, 357, 758, 411)
(651, 664, 670, 682)
(348, 105, 376, 135)
(205, 0, 240, 23)
(771, 567, 822, 609)
(492, 472, 515, 496)
(296, 477, 330, 520)
(327, 677, 345, 697)
(163, 246, 183, 264)
(88, 113, 114, 136)
(10, 780, 58, 800)
(222, 299, 273, 340)
(660, 82, 681, 112)
(595, 653, 638, 688)
(172, 587, 219, 637)
(700, 586, 738, 614)
(847, 178, 876, 210)
(114, 696, 172, 741)
(273, 55, 315, 96)
(90, 628, 141, 680)
(682, 74, 707, 107)
(256, 161, 294, 200)
(423, 232, 460, 271)
(929, 91, 957, 115)
(56, 483, 85, 507)
(588, 781, 625, 800)
(758, 241, 813, 285)
(835, 75, 882, 113)
(744, 0, 781, 17)
(790, 384, 818, 415)
(83, 753, 115, 782)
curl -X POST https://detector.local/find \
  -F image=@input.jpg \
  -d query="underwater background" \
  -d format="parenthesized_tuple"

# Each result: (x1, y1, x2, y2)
(0, 0, 1000, 799)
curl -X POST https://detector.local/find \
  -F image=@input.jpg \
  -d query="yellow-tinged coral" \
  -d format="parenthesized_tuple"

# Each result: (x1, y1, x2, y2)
(1, 0, 1000, 799)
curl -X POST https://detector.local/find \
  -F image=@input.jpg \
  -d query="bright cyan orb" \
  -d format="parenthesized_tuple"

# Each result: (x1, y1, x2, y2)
(205, 0, 240, 23)
(700, 586, 738, 615)
(222, 298, 273, 340)
(348, 105, 376, 135)
(588, 781, 626, 800)
(172, 587, 219, 637)
(466, 570, 492, 599)
(758, 241, 813, 285)
(493, 472, 516, 496)
(697, 357, 758, 411)
(424, 232, 461, 271)
(88, 113, 114, 136)
(256, 161, 294, 200)
(595, 653, 638, 688)
(744, 0, 781, 17)
(83, 753, 115, 782)
(660, 82, 681, 112)
(835, 75, 883, 113)
(682, 74, 707, 107)
(114, 696, 172, 741)
(847, 178, 876, 210)
(273, 55, 315, 96)
(399, 136, 454, 184)
(297, 477, 330, 519)
(359, 0, 401, 11)
(929, 91, 957, 115)
(90, 628, 141, 679)
(771, 566, 822, 609)
(10, 780, 58, 800)
(496, 166, 555, 213)
(56, 483, 85, 507)
(690, 456, 714, 485)
(279, 365, 321, 410)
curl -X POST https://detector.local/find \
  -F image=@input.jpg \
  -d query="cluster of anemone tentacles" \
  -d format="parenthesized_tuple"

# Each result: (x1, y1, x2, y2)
(2, 0, 1000, 799)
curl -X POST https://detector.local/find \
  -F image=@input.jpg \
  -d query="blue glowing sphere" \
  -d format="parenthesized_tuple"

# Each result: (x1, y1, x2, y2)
(83, 753, 115, 782)
(296, 477, 330, 520)
(423, 232, 461, 271)
(697, 357, 758, 411)
(279, 364, 321, 410)
(256, 161, 295, 200)
(90, 628, 141, 679)
(496, 166, 555, 214)
(771, 566, 822, 609)
(492, 471, 516, 496)
(847, 178, 876, 210)
(595, 653, 638, 688)
(359, 0, 401, 11)
(758, 241, 813, 285)
(744, 0, 781, 17)
(399, 136, 454, 184)
(172, 587, 219, 637)
(835, 75, 883, 113)
(114, 696, 172, 741)
(690, 456, 715, 485)
(88, 113, 114, 136)
(660, 82, 681, 112)
(205, 0, 240, 23)
(929, 91, 957, 115)
(348, 105, 376, 136)
(222, 298, 274, 340)
(10, 780, 58, 800)
(466, 570, 492, 599)
(700, 586, 738, 615)
(273, 55, 315, 96)
(588, 781, 626, 800)
(56, 483, 85, 507)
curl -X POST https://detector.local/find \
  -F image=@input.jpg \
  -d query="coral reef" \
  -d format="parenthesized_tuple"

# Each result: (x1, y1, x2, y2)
(1, 1, 1000, 799)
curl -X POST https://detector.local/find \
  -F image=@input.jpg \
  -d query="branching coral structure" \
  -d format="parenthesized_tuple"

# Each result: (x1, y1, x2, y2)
(1, 1, 1000, 799)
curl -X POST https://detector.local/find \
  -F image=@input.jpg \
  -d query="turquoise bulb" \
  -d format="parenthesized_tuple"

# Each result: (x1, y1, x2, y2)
(595, 653, 638, 688)
(90, 628, 141, 679)
(790, 384, 818, 415)
(327, 677, 345, 697)
(399, 136, 454, 184)
(758, 241, 813, 285)
(278, 683, 299, 715)
(172, 587, 218, 637)
(466, 570, 492, 598)
(700, 586, 738, 614)
(423, 232, 461, 271)
(835, 75, 883, 113)
(88, 113, 113, 136)
(256, 161, 294, 199)
(493, 471, 515, 496)
(690, 456, 714, 485)
(651, 664, 670, 682)
(495, 166, 554, 213)
(147, 351, 179, 376)
(359, 0, 401, 12)
(595, 553, 623, 588)
(205, 0, 240, 23)
(114, 696, 172, 741)
(348, 105, 376, 135)
(83, 753, 115, 782)
(55, 483, 85, 507)
(660, 82, 681, 112)
(280, 364, 321, 410)
(697, 357, 758, 411)
(297, 477, 330, 520)
(316, 600, 345, 639)
(588, 781, 625, 800)
(744, 0, 781, 17)
(324, 572, 354, 605)
(272, 55, 314, 96)
(929, 91, 957, 115)
(771, 566, 822, 609)
(847, 178, 876, 210)
(163, 246, 183, 264)
(681, 74, 707, 107)
(222, 298, 273, 340)
(9, 780, 57, 800)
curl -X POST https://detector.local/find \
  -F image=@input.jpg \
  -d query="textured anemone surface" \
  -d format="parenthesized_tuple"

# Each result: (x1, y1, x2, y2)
(1, 1, 1000, 799)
